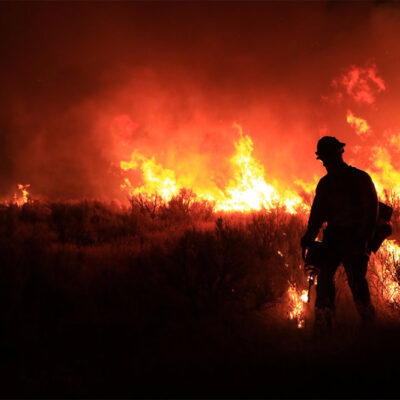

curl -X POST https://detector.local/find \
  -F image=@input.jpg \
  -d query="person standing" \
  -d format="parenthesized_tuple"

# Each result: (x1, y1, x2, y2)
(301, 136, 378, 334)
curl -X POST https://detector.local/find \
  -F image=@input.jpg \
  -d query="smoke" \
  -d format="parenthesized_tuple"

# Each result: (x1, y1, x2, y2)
(331, 64, 386, 105)
(1, 1, 400, 201)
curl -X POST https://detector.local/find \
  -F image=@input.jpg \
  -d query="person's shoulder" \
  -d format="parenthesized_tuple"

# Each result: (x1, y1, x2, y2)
(348, 165, 373, 182)
(316, 174, 329, 190)
(319, 174, 329, 183)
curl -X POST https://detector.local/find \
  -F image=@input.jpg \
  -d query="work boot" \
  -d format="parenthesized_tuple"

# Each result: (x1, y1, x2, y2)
(313, 307, 333, 338)
(356, 302, 375, 325)
(355, 302, 376, 338)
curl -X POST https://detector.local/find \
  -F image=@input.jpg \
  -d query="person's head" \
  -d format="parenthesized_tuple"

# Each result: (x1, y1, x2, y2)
(315, 136, 346, 170)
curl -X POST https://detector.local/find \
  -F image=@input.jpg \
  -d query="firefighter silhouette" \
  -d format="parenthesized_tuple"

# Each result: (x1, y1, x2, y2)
(301, 136, 378, 334)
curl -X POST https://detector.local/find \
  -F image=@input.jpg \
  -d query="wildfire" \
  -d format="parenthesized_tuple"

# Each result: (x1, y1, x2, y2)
(342, 111, 400, 200)
(288, 284, 308, 328)
(294, 177, 319, 195)
(368, 145, 400, 199)
(374, 240, 400, 307)
(13, 184, 30, 206)
(216, 123, 278, 211)
(214, 124, 304, 212)
(119, 124, 307, 213)
(115, 63, 400, 326)
(120, 151, 179, 201)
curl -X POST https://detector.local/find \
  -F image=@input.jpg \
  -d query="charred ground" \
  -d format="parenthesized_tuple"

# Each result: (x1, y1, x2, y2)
(0, 194, 400, 398)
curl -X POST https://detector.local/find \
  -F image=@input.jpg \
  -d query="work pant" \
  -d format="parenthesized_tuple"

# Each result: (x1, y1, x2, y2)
(315, 246, 375, 322)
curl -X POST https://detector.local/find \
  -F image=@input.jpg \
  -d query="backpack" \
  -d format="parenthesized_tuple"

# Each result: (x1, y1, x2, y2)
(369, 202, 393, 253)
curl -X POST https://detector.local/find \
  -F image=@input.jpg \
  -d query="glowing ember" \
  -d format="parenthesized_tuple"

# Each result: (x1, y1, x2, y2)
(300, 290, 309, 303)
(13, 184, 30, 206)
(346, 110, 372, 136)
(288, 284, 308, 328)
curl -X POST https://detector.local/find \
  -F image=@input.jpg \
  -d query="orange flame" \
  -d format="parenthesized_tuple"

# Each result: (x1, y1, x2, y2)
(119, 124, 308, 213)
(288, 284, 308, 328)
(367, 145, 400, 199)
(120, 151, 178, 201)
(374, 240, 400, 307)
(13, 184, 30, 206)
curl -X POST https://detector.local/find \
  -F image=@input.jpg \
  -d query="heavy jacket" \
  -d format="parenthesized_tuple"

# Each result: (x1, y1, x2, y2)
(304, 163, 378, 248)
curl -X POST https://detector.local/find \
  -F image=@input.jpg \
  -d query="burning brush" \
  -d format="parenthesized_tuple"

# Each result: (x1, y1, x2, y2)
(287, 244, 323, 329)
(302, 241, 323, 303)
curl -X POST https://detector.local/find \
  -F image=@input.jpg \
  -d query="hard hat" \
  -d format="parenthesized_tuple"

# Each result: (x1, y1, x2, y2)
(315, 136, 346, 159)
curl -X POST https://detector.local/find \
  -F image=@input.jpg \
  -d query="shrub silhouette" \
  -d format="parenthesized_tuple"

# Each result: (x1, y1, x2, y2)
(0, 195, 399, 397)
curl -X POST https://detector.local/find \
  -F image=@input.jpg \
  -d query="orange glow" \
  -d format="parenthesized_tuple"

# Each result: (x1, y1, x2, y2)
(288, 284, 308, 328)
(120, 151, 178, 201)
(294, 177, 319, 195)
(113, 61, 400, 325)
(214, 123, 305, 212)
(217, 122, 278, 211)
(119, 123, 308, 213)
(13, 184, 30, 206)
(374, 240, 400, 306)
(389, 132, 400, 152)
(367, 145, 400, 199)
(333, 64, 386, 104)
(346, 110, 372, 136)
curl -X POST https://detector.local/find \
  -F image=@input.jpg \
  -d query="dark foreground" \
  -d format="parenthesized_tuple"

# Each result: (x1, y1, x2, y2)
(1, 314, 400, 399)
(0, 199, 399, 398)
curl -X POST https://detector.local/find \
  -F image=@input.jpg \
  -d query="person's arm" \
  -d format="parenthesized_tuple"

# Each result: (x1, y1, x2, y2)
(301, 180, 326, 250)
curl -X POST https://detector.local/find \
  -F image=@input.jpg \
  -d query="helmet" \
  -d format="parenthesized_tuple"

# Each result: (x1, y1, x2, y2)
(315, 136, 345, 159)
